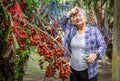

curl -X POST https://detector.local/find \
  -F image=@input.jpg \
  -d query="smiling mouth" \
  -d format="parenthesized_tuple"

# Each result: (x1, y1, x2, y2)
(76, 19, 82, 23)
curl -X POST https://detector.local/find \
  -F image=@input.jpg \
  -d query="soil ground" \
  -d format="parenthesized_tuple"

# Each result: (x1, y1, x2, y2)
(23, 54, 112, 81)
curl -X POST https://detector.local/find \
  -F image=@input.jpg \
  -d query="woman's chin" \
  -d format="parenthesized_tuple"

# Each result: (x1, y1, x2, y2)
(76, 22, 83, 26)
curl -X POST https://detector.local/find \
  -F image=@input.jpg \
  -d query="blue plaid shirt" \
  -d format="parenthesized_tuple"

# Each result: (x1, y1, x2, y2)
(59, 15, 107, 79)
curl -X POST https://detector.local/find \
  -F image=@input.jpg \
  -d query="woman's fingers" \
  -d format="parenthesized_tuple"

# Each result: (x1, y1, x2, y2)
(87, 53, 97, 63)
(66, 6, 79, 17)
(87, 57, 93, 63)
(74, 8, 79, 14)
(71, 7, 79, 15)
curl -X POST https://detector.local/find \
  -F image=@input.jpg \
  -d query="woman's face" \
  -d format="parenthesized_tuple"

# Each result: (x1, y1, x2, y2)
(73, 11, 87, 26)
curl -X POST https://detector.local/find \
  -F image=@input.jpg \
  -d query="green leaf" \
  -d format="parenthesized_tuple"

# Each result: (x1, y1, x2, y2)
(5, 26, 11, 42)
(26, 29, 31, 34)
(26, 0, 40, 9)
(2, 4, 8, 21)
(44, 0, 51, 4)
(26, 0, 33, 8)
(82, 54, 88, 60)
(9, 14, 14, 27)
(39, 20, 46, 29)
(32, 0, 40, 8)
(12, 33, 20, 49)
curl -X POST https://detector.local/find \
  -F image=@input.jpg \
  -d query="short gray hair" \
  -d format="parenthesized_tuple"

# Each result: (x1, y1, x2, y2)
(79, 8, 87, 17)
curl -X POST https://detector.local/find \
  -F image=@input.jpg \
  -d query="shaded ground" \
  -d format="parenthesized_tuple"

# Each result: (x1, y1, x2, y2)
(23, 54, 112, 81)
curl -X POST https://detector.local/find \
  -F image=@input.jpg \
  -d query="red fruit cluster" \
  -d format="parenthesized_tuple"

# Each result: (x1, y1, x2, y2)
(47, 39, 56, 49)
(7, 2, 27, 50)
(30, 28, 40, 46)
(59, 65, 71, 81)
(18, 41, 25, 50)
(46, 65, 56, 78)
(38, 43, 54, 61)
(38, 43, 48, 56)
(38, 30, 48, 42)
(12, 26, 28, 40)
(44, 50, 54, 61)
(54, 59, 63, 70)
(54, 47, 66, 57)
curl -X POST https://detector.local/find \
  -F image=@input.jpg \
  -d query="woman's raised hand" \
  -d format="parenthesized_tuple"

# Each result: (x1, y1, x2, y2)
(67, 6, 79, 17)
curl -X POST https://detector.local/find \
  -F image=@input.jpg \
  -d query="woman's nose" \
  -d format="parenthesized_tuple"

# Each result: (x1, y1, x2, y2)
(76, 17, 82, 19)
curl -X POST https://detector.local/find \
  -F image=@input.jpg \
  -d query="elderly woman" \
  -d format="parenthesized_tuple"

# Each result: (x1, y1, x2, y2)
(59, 6, 107, 81)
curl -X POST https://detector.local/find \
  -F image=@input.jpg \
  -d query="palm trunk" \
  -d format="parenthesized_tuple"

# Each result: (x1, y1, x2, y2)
(94, 0, 102, 30)
(112, 0, 120, 81)
(0, 46, 15, 81)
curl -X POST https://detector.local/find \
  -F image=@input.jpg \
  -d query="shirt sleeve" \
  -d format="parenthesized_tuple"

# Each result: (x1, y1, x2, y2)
(59, 15, 70, 32)
(95, 27, 107, 60)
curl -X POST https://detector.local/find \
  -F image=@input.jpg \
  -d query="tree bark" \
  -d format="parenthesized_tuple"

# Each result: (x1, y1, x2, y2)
(112, 0, 120, 81)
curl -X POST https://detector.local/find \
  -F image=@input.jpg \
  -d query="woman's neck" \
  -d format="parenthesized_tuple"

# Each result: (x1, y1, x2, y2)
(77, 23, 86, 30)
(77, 24, 87, 34)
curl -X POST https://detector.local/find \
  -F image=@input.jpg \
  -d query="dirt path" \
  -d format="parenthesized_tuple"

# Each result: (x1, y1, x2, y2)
(23, 55, 112, 81)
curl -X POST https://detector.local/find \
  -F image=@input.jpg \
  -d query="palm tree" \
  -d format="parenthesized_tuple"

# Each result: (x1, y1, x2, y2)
(112, 0, 120, 81)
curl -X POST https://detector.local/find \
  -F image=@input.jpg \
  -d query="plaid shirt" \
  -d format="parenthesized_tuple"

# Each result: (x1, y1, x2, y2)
(59, 15, 107, 79)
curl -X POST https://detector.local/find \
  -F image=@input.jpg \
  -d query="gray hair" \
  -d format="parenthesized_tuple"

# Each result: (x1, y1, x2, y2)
(79, 8, 87, 17)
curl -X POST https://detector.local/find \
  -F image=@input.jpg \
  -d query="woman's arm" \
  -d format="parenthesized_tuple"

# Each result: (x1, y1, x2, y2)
(95, 27, 107, 59)
(59, 6, 79, 32)
(87, 27, 107, 63)
(59, 15, 70, 32)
